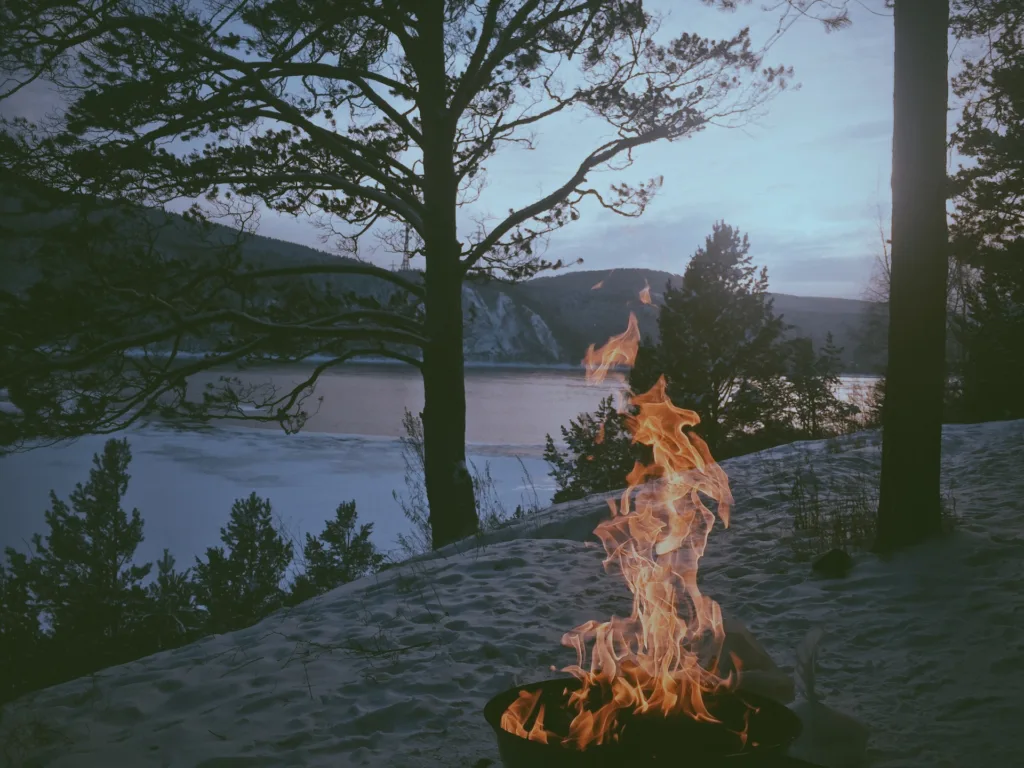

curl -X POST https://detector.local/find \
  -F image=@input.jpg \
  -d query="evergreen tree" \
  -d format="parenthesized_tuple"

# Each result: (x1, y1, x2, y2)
(289, 501, 383, 604)
(13, 438, 152, 680)
(193, 493, 293, 633)
(787, 333, 859, 438)
(0, 553, 43, 704)
(544, 396, 641, 503)
(630, 222, 788, 454)
(138, 550, 201, 653)
(949, 0, 1024, 422)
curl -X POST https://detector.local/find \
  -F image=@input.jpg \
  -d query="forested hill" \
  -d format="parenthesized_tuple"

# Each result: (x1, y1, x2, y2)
(0, 177, 885, 371)
(506, 268, 887, 373)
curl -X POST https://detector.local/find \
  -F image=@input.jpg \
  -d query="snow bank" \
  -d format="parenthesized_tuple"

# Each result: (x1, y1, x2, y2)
(2, 420, 1022, 767)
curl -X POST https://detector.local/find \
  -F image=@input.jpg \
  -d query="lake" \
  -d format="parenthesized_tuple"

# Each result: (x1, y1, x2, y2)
(0, 366, 878, 566)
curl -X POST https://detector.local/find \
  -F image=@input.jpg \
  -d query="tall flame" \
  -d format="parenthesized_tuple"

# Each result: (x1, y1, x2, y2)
(504, 285, 738, 750)
(581, 312, 640, 385)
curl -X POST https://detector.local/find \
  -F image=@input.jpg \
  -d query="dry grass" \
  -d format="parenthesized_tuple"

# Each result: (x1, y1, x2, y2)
(761, 437, 959, 561)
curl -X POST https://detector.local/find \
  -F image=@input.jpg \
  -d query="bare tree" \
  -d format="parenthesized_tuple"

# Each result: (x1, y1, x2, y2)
(0, 0, 791, 549)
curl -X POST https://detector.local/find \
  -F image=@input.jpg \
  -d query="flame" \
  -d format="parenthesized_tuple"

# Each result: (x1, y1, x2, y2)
(592, 269, 616, 290)
(501, 689, 550, 744)
(639, 279, 652, 305)
(581, 312, 640, 384)
(502, 313, 740, 751)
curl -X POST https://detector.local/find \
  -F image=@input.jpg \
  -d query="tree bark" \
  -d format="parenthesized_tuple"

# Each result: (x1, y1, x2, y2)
(877, 0, 950, 552)
(417, 1, 479, 550)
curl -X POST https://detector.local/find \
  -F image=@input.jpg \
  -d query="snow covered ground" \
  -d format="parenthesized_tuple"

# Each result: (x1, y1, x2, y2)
(1, 420, 1022, 768)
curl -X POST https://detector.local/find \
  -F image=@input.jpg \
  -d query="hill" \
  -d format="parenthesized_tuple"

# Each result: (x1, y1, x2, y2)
(508, 268, 886, 373)
(1, 177, 885, 371)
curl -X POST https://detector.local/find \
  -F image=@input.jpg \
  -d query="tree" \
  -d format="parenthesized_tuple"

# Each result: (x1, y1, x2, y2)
(193, 493, 293, 633)
(0, 1, 791, 551)
(543, 395, 640, 502)
(877, 0, 950, 551)
(289, 501, 384, 604)
(139, 550, 202, 653)
(7, 438, 153, 681)
(787, 333, 859, 438)
(949, 0, 1024, 422)
(630, 222, 788, 453)
(0, 554, 43, 704)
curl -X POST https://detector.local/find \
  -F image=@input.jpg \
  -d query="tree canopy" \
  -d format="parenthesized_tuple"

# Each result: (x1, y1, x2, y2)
(0, 0, 792, 549)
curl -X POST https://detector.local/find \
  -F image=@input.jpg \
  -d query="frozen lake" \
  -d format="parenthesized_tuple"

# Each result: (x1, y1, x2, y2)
(0, 365, 878, 566)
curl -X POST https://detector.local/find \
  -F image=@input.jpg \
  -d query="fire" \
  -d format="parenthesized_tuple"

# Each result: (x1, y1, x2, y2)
(501, 689, 550, 744)
(639, 279, 652, 305)
(581, 312, 640, 385)
(502, 287, 739, 751)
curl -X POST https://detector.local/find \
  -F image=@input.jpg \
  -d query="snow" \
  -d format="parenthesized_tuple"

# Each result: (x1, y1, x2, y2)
(2, 419, 1023, 767)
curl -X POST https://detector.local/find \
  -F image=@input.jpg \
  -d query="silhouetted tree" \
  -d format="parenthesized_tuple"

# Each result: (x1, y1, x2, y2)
(788, 333, 859, 438)
(0, 1, 791, 551)
(289, 501, 383, 604)
(877, 0, 950, 551)
(949, 0, 1024, 422)
(193, 493, 293, 633)
(138, 550, 202, 653)
(544, 395, 640, 502)
(630, 222, 788, 453)
(7, 438, 153, 682)
(0, 553, 43, 704)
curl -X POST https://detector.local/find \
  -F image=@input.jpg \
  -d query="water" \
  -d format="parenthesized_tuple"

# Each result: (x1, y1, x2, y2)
(0, 366, 878, 564)
(185, 363, 627, 448)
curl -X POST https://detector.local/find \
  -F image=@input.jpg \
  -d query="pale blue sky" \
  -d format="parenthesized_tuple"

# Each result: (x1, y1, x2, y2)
(263, 2, 906, 299)
(3, 2, 961, 299)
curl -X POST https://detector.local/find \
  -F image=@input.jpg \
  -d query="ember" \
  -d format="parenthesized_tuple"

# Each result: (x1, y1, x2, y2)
(495, 289, 780, 758)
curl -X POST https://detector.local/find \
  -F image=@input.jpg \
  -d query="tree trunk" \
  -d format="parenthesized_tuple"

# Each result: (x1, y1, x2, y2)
(417, 1, 479, 550)
(877, 0, 949, 552)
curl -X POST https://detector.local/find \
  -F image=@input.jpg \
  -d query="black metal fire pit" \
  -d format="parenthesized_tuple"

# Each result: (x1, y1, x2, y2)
(484, 678, 807, 768)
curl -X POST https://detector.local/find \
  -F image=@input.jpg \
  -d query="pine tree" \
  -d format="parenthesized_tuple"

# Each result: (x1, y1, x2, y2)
(193, 493, 293, 633)
(630, 222, 788, 454)
(544, 396, 642, 503)
(0, 553, 43, 704)
(16, 438, 152, 680)
(138, 550, 200, 653)
(289, 501, 383, 604)
(878, 0, 950, 551)
(788, 333, 859, 439)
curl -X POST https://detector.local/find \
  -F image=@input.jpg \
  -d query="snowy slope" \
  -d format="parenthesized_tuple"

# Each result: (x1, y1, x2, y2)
(1, 420, 1022, 768)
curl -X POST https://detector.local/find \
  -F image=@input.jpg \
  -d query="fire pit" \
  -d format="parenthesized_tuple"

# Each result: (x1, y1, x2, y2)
(484, 304, 814, 767)
(484, 678, 803, 768)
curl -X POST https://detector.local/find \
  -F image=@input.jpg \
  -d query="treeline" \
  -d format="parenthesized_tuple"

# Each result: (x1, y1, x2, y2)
(0, 438, 383, 706)
(544, 222, 882, 503)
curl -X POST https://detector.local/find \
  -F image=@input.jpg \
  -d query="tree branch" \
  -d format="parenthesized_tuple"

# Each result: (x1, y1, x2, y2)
(461, 129, 669, 271)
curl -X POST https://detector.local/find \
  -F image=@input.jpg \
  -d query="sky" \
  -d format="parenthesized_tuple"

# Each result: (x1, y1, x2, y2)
(1, 2, 963, 300)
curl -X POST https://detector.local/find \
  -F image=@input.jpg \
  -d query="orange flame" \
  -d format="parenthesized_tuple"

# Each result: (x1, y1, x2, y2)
(503, 313, 739, 751)
(581, 312, 640, 384)
(639, 279, 652, 305)
(501, 689, 550, 744)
